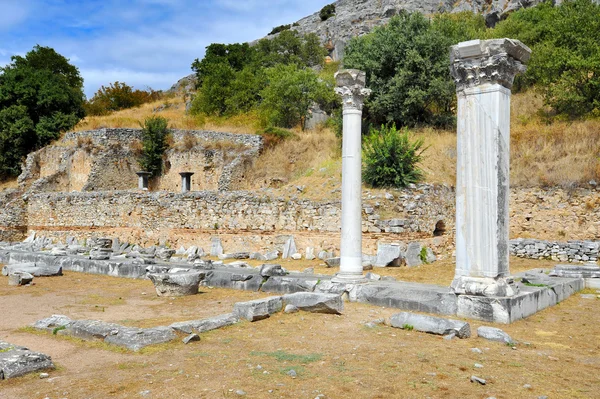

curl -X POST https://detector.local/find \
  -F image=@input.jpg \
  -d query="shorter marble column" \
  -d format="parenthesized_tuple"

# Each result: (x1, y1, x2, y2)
(450, 39, 531, 297)
(136, 171, 151, 190)
(179, 172, 194, 193)
(332, 69, 371, 283)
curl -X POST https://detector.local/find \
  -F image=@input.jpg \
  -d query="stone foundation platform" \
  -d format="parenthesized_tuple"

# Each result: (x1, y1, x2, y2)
(0, 250, 586, 324)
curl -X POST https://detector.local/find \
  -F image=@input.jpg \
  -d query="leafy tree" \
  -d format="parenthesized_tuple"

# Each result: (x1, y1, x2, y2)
(344, 12, 457, 129)
(139, 115, 170, 177)
(431, 12, 487, 45)
(490, 0, 600, 117)
(191, 43, 255, 87)
(85, 81, 161, 116)
(224, 67, 267, 114)
(0, 45, 85, 178)
(362, 124, 426, 188)
(191, 62, 236, 115)
(255, 30, 326, 68)
(259, 64, 330, 128)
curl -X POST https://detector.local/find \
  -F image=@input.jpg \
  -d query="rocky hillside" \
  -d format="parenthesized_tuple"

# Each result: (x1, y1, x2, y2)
(263, 0, 550, 60)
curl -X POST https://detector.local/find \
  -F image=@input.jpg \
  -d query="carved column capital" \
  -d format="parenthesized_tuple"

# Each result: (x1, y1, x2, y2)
(335, 69, 371, 111)
(450, 39, 531, 92)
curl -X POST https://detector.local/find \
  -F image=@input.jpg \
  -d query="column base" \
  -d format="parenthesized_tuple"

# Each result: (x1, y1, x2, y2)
(331, 273, 368, 284)
(451, 276, 519, 297)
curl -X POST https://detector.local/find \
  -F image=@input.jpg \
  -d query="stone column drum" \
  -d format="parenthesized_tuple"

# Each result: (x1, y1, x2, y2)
(333, 69, 371, 283)
(450, 39, 531, 297)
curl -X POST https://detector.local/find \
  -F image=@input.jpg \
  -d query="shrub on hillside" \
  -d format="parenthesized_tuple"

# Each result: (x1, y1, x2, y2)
(139, 116, 171, 177)
(362, 124, 426, 188)
(85, 81, 162, 116)
(320, 4, 336, 21)
(490, 0, 600, 118)
(0, 45, 85, 178)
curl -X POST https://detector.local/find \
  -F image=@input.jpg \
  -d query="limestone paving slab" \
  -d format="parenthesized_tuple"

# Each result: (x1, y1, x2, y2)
(0, 341, 54, 380)
(170, 313, 239, 334)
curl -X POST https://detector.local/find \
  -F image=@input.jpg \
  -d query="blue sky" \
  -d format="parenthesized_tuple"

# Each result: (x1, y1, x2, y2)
(0, 0, 332, 97)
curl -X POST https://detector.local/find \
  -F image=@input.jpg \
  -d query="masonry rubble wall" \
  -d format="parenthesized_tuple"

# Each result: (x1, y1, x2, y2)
(18, 128, 263, 194)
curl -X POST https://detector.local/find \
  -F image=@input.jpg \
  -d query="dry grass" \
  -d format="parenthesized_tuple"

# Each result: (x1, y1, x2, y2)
(73, 96, 262, 135)
(0, 177, 18, 191)
(241, 125, 341, 193)
(69, 91, 600, 191)
(1, 262, 599, 399)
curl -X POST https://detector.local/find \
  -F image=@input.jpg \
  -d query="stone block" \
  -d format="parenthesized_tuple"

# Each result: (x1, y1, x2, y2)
(68, 320, 122, 340)
(282, 236, 297, 259)
(203, 270, 263, 291)
(2, 263, 62, 277)
(170, 313, 239, 334)
(405, 242, 423, 267)
(233, 296, 283, 321)
(156, 247, 176, 261)
(0, 341, 54, 379)
(477, 326, 514, 344)
(258, 264, 287, 277)
(8, 271, 34, 286)
(324, 257, 340, 267)
(390, 312, 471, 338)
(210, 238, 223, 257)
(147, 271, 205, 296)
(373, 243, 403, 267)
(353, 281, 458, 315)
(104, 326, 176, 351)
(282, 292, 343, 314)
(305, 247, 316, 260)
(261, 276, 320, 294)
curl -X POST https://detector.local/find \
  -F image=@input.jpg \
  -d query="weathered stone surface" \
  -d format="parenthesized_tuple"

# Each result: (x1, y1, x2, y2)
(182, 333, 200, 344)
(8, 271, 34, 286)
(170, 313, 239, 334)
(282, 292, 343, 314)
(0, 341, 54, 379)
(550, 264, 600, 279)
(405, 242, 423, 267)
(2, 262, 62, 277)
(354, 282, 458, 315)
(324, 257, 340, 267)
(68, 320, 122, 340)
(258, 264, 287, 277)
(261, 276, 320, 294)
(156, 247, 176, 261)
(284, 304, 299, 314)
(477, 326, 514, 344)
(147, 271, 205, 296)
(210, 237, 223, 257)
(33, 314, 72, 331)
(203, 270, 262, 291)
(373, 243, 403, 267)
(233, 296, 283, 321)
(305, 247, 316, 260)
(281, 236, 297, 259)
(390, 312, 471, 339)
(104, 326, 176, 351)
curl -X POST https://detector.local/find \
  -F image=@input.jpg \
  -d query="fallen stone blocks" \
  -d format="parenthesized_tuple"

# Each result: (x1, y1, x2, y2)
(8, 271, 34, 286)
(233, 296, 283, 321)
(477, 326, 514, 344)
(2, 262, 62, 277)
(170, 313, 240, 334)
(0, 341, 54, 380)
(147, 270, 206, 296)
(390, 312, 471, 339)
(282, 292, 344, 315)
(33, 315, 176, 352)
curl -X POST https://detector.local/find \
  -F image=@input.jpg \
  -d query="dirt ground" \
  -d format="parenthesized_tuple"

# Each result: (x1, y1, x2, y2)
(1, 257, 599, 399)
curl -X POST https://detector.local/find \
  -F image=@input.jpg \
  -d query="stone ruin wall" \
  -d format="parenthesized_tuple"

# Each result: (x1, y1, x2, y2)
(1, 183, 600, 259)
(1, 185, 453, 255)
(18, 128, 262, 194)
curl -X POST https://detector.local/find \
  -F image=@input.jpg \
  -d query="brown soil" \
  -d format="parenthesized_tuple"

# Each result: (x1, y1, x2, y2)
(1, 258, 599, 399)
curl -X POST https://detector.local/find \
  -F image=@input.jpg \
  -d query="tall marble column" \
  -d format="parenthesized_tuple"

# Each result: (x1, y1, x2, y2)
(450, 39, 531, 297)
(333, 69, 371, 283)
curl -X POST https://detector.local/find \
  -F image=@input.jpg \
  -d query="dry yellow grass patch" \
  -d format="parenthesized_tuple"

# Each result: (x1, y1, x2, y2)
(0, 177, 18, 191)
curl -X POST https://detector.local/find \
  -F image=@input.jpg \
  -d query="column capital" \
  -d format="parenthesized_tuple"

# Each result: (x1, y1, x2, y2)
(335, 69, 371, 111)
(450, 39, 531, 92)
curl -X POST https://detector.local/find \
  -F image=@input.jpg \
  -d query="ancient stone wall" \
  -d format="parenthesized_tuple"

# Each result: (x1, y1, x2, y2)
(18, 128, 263, 193)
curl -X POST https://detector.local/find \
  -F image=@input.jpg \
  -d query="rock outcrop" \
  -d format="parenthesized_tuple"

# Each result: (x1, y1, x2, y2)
(256, 0, 558, 61)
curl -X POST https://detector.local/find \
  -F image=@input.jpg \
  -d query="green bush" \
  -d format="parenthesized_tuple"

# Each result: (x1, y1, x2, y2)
(269, 24, 292, 35)
(259, 64, 330, 129)
(0, 45, 85, 179)
(362, 124, 426, 188)
(320, 4, 336, 21)
(138, 116, 170, 177)
(344, 12, 458, 129)
(85, 81, 161, 116)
